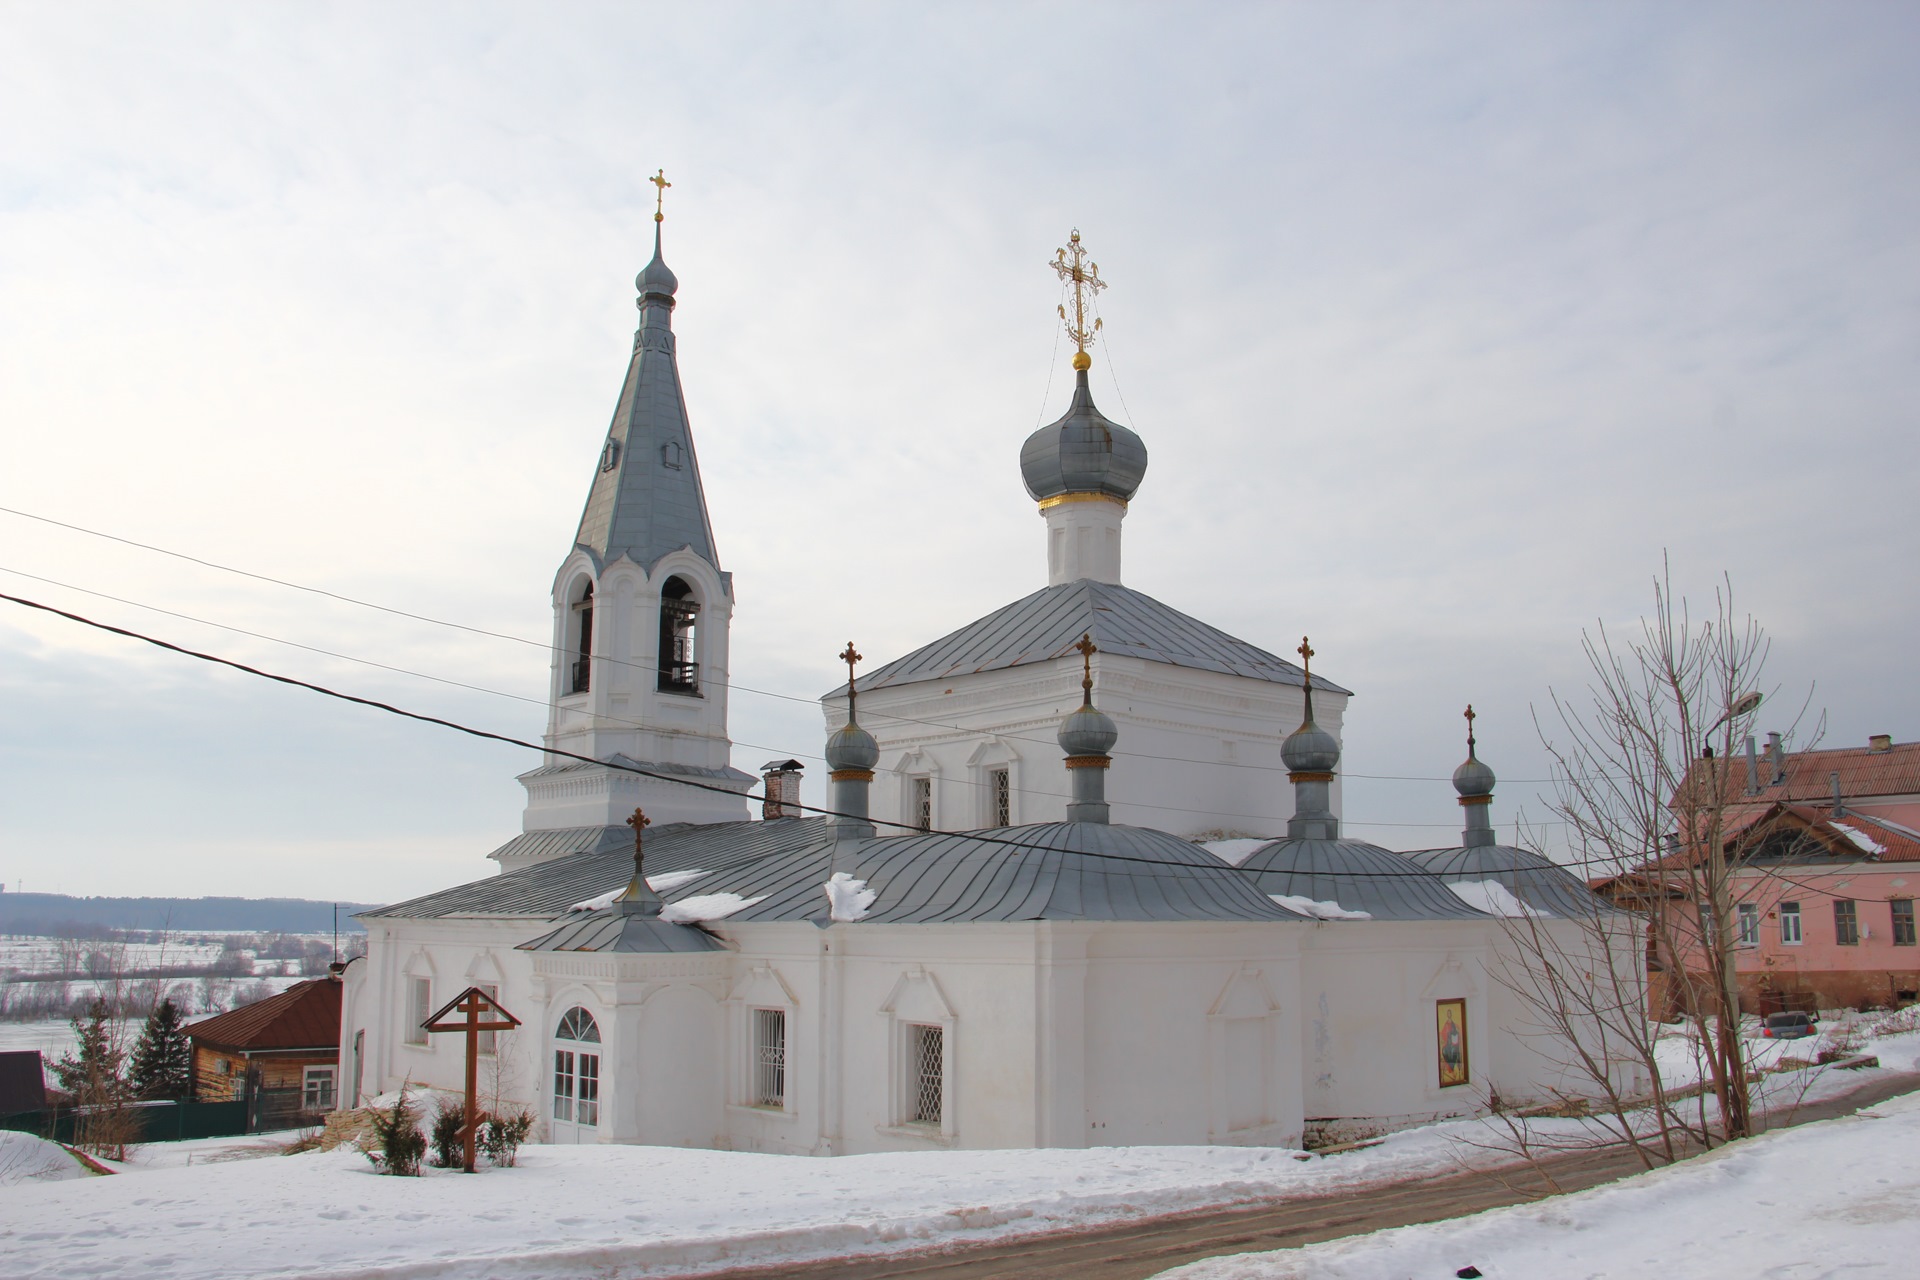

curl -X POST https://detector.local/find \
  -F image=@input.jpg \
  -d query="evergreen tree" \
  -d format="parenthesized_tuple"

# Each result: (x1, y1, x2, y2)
(129, 998, 193, 1099)
(51, 998, 126, 1099)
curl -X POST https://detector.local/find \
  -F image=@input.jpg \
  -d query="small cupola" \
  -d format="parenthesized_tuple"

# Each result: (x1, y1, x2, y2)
(1059, 633, 1118, 824)
(826, 642, 880, 839)
(1283, 637, 1341, 840)
(1453, 705, 1497, 849)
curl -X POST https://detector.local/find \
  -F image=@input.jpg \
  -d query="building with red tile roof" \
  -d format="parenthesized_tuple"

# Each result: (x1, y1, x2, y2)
(190, 976, 342, 1122)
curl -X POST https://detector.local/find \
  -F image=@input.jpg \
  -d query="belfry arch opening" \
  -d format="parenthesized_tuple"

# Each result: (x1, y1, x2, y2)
(568, 580, 594, 695)
(658, 575, 701, 695)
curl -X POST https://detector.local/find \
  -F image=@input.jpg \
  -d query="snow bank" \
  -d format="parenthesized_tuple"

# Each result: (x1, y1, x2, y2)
(0, 1131, 87, 1186)
(1157, 1086, 1920, 1280)
(1443, 879, 1540, 918)
(824, 872, 877, 922)
(659, 893, 763, 924)
(1269, 894, 1371, 921)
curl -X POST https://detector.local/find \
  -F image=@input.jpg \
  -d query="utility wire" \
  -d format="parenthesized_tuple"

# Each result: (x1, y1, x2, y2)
(0, 590, 1540, 874)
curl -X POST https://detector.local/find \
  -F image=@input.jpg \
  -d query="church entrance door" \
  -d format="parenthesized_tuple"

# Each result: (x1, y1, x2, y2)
(550, 1006, 602, 1144)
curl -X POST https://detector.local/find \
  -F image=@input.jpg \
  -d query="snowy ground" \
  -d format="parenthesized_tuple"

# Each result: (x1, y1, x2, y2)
(2, 1028, 1915, 1280)
(1160, 1085, 1920, 1280)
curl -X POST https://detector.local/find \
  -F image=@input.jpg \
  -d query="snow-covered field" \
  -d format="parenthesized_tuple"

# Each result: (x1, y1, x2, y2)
(2, 1028, 1914, 1280)
(1161, 1085, 1920, 1280)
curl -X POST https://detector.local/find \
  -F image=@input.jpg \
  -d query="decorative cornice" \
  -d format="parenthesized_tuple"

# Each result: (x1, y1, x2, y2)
(1458, 795, 1493, 807)
(1288, 771, 1335, 783)
(829, 768, 875, 782)
(1038, 492, 1127, 513)
(1064, 754, 1112, 770)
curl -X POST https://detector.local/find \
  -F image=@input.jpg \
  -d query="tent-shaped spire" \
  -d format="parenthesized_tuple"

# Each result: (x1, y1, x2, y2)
(573, 208, 721, 573)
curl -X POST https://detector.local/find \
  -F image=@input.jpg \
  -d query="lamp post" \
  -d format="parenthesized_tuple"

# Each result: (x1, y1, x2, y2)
(1698, 689, 1762, 1139)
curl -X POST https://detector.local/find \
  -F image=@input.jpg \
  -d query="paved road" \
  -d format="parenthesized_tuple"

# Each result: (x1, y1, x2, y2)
(701, 1071, 1920, 1280)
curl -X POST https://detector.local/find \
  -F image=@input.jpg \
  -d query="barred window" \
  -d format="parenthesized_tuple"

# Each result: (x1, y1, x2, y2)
(407, 976, 430, 1044)
(990, 768, 1010, 827)
(1894, 899, 1916, 947)
(913, 777, 933, 832)
(754, 1008, 787, 1107)
(1835, 899, 1859, 946)
(907, 1023, 943, 1125)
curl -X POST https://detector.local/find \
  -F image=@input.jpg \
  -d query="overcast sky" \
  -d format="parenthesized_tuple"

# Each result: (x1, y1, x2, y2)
(2, 3, 1915, 903)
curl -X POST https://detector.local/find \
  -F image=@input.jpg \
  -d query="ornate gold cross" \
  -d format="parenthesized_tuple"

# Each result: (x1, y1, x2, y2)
(1074, 632, 1097, 703)
(1465, 704, 1477, 751)
(626, 805, 651, 852)
(1050, 229, 1106, 371)
(1297, 636, 1314, 680)
(840, 641, 863, 720)
(651, 169, 671, 222)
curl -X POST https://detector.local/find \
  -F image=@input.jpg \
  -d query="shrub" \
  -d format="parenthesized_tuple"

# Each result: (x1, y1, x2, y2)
(480, 1108, 534, 1168)
(429, 1096, 466, 1169)
(363, 1082, 426, 1176)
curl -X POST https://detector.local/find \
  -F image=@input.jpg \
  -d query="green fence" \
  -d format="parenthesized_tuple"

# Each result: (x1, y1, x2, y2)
(0, 1099, 249, 1144)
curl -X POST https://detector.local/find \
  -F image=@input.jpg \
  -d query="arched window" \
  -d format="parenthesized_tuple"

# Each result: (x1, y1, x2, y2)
(552, 1006, 601, 1139)
(658, 576, 700, 695)
(568, 582, 594, 695)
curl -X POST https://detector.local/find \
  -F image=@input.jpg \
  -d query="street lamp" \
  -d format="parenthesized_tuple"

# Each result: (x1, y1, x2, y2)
(1701, 690, 1764, 758)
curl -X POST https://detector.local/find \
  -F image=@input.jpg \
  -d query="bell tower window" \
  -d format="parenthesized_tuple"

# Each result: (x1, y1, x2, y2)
(658, 576, 701, 696)
(568, 582, 594, 695)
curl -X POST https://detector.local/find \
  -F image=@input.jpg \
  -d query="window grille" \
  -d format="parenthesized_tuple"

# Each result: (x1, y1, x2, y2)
(1780, 902, 1803, 945)
(990, 768, 1010, 827)
(577, 1053, 600, 1126)
(754, 1008, 787, 1107)
(407, 977, 430, 1044)
(303, 1067, 336, 1111)
(1894, 899, 1916, 947)
(1736, 903, 1759, 946)
(553, 1049, 574, 1121)
(913, 777, 933, 832)
(1835, 899, 1859, 946)
(907, 1023, 943, 1125)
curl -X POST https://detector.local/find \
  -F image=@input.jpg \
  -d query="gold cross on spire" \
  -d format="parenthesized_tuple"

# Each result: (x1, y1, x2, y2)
(651, 169, 671, 223)
(1296, 636, 1314, 680)
(1074, 632, 1097, 705)
(1050, 229, 1107, 371)
(839, 641, 863, 721)
(626, 806, 651, 852)
(1464, 704, 1477, 751)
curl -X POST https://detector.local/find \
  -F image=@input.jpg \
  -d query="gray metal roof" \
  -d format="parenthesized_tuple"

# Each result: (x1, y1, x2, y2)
(518, 905, 727, 954)
(368, 817, 1313, 927)
(1019, 369, 1149, 502)
(1401, 845, 1609, 917)
(572, 232, 722, 574)
(830, 580, 1352, 697)
(1238, 838, 1492, 920)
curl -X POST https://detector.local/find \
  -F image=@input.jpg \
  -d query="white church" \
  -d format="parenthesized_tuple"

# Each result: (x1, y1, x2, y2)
(339, 216, 1631, 1154)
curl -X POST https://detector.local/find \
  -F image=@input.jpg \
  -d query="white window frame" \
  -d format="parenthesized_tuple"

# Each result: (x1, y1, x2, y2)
(1780, 902, 1803, 945)
(753, 1007, 788, 1108)
(405, 975, 431, 1045)
(1736, 902, 1760, 947)
(303, 1065, 336, 1111)
(877, 968, 956, 1141)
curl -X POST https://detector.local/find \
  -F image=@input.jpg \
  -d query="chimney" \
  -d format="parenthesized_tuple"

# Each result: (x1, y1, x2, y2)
(1745, 736, 1760, 796)
(1766, 731, 1787, 786)
(1831, 771, 1845, 819)
(1870, 733, 1893, 754)
(760, 759, 804, 821)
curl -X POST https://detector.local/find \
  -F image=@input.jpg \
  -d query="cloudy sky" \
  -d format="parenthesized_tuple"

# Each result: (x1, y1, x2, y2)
(2, 3, 1914, 903)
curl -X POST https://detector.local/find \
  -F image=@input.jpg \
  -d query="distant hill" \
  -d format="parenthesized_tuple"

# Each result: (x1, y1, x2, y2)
(0, 893, 382, 935)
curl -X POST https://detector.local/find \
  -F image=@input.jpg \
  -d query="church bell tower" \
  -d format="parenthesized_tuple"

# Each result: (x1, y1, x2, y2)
(520, 174, 754, 834)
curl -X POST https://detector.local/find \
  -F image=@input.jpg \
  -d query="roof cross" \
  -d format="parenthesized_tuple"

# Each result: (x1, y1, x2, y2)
(651, 169, 671, 223)
(1465, 703, 1478, 753)
(1298, 636, 1316, 722)
(1074, 632, 1097, 706)
(621, 806, 653, 904)
(1050, 229, 1107, 371)
(840, 641, 863, 721)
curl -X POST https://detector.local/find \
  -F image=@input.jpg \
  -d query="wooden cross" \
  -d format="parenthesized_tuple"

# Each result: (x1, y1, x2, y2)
(839, 641, 862, 720)
(422, 986, 522, 1173)
(651, 169, 671, 222)
(1074, 632, 1097, 704)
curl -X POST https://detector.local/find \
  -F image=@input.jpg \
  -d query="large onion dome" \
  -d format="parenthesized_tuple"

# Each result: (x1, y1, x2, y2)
(1019, 370, 1148, 503)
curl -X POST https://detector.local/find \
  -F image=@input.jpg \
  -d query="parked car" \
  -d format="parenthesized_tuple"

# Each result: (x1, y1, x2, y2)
(1760, 1011, 1817, 1039)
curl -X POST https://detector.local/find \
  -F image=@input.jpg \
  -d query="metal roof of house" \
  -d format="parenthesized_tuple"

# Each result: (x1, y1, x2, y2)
(1401, 845, 1610, 916)
(1679, 739, 1920, 809)
(370, 817, 1312, 929)
(829, 579, 1351, 697)
(188, 977, 342, 1053)
(1239, 839, 1492, 920)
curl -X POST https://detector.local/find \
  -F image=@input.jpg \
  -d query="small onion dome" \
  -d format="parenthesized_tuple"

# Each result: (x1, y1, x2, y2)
(825, 721, 879, 772)
(636, 230, 678, 301)
(1282, 718, 1340, 773)
(1058, 704, 1119, 757)
(1019, 371, 1148, 503)
(1453, 749, 1496, 799)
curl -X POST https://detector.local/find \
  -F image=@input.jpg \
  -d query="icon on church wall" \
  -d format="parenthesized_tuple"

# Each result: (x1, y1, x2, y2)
(1435, 998, 1469, 1088)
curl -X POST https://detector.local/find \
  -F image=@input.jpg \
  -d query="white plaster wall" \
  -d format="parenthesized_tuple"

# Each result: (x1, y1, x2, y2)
(828, 654, 1346, 839)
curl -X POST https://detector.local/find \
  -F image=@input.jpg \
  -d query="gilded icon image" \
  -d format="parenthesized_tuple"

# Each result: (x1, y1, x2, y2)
(1436, 998, 1469, 1088)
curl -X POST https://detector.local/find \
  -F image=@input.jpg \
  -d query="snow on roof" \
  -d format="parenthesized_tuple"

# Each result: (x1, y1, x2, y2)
(1445, 879, 1543, 918)
(1269, 894, 1372, 921)
(658, 893, 764, 924)
(1829, 822, 1888, 857)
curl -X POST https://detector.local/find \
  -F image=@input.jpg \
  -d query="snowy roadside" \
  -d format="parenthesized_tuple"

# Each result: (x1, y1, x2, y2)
(1156, 1084, 1920, 1280)
(4, 1029, 1914, 1280)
